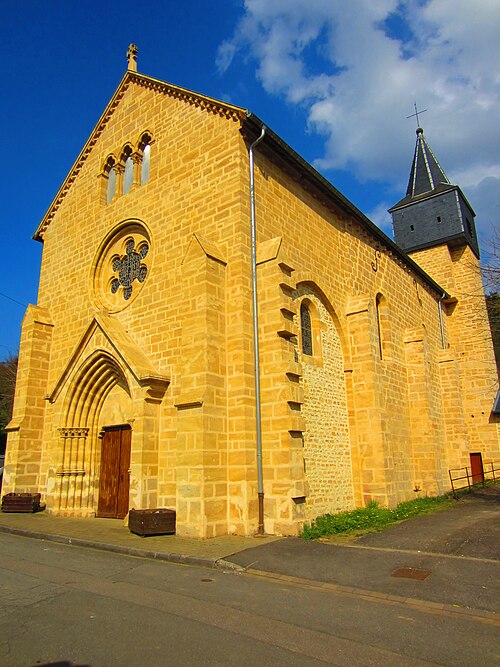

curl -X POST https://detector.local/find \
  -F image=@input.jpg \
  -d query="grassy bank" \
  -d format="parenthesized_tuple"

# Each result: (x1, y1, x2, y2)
(300, 495, 455, 540)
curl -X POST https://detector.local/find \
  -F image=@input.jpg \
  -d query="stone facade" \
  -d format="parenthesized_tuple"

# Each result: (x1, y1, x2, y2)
(3, 61, 499, 537)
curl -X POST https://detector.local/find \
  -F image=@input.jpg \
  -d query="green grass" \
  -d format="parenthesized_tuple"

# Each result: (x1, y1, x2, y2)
(300, 495, 455, 540)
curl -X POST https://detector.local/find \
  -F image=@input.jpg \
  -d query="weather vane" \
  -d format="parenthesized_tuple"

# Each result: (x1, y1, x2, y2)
(407, 101, 427, 127)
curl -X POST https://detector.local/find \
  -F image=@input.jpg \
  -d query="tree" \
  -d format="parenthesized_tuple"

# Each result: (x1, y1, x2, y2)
(481, 227, 500, 372)
(485, 293, 500, 370)
(0, 355, 18, 454)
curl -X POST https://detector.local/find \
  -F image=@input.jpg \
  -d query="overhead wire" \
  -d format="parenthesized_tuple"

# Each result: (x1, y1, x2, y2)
(0, 291, 27, 308)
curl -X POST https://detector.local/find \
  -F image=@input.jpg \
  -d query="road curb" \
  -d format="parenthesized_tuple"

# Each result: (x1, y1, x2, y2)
(0, 523, 236, 570)
(326, 540, 500, 564)
(246, 568, 500, 627)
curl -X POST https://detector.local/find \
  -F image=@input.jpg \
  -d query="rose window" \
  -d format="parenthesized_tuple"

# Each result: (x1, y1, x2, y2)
(92, 221, 152, 313)
(110, 239, 149, 300)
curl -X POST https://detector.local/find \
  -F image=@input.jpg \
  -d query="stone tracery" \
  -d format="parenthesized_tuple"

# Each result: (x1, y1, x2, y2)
(110, 239, 149, 300)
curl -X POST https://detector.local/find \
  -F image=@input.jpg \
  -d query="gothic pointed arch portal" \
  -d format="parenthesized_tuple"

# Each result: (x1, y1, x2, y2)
(55, 350, 134, 516)
(46, 314, 170, 517)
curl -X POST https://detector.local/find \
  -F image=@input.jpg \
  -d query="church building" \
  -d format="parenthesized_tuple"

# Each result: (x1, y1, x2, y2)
(4, 46, 499, 537)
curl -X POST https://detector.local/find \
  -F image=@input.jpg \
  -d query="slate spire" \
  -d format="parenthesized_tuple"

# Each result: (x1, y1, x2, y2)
(406, 128, 450, 198)
(390, 127, 480, 258)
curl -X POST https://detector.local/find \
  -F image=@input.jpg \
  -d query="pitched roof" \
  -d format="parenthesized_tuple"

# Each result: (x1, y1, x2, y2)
(46, 312, 170, 404)
(244, 114, 448, 298)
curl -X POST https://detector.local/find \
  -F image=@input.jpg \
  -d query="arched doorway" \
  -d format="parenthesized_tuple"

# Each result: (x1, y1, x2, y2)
(56, 350, 133, 516)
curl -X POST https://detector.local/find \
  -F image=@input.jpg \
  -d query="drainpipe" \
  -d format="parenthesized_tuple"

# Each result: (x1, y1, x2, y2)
(438, 293, 446, 349)
(249, 125, 266, 534)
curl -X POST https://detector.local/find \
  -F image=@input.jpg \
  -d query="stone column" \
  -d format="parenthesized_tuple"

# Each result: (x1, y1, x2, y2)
(128, 380, 168, 512)
(54, 427, 89, 514)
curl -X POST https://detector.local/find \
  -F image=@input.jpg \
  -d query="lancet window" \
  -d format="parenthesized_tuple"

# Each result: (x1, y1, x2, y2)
(101, 131, 154, 204)
(138, 132, 152, 185)
(104, 156, 117, 204)
(375, 293, 390, 360)
(123, 153, 134, 194)
(301, 302, 313, 356)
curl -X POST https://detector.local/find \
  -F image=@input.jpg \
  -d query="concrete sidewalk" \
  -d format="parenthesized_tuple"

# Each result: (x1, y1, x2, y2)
(0, 511, 280, 569)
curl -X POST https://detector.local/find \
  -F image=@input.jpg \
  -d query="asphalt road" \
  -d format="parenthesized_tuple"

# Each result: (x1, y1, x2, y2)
(229, 489, 500, 613)
(0, 532, 498, 666)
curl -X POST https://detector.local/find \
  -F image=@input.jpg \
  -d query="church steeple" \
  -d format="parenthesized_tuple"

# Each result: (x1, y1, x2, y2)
(406, 127, 450, 198)
(390, 127, 480, 258)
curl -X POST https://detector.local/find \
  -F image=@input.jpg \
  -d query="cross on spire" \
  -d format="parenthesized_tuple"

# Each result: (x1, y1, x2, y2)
(407, 101, 427, 128)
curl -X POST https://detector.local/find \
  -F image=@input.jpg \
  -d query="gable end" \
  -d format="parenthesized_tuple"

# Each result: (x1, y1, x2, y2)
(34, 71, 247, 242)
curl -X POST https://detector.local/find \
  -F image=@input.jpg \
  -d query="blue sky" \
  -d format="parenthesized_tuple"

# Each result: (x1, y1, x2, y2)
(2, 0, 499, 360)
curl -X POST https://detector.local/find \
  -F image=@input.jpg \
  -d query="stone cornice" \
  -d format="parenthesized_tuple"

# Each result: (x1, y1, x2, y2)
(129, 71, 246, 121)
(34, 71, 247, 242)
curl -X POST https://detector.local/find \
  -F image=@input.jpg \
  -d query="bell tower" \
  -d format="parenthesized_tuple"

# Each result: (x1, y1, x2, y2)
(390, 127, 479, 258)
(389, 126, 499, 466)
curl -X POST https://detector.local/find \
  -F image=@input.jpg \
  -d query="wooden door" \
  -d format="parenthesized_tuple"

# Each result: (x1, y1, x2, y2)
(469, 452, 484, 485)
(97, 425, 131, 519)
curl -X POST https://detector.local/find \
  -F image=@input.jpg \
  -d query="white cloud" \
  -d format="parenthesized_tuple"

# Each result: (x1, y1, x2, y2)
(219, 0, 500, 240)
(465, 176, 500, 247)
(367, 201, 394, 238)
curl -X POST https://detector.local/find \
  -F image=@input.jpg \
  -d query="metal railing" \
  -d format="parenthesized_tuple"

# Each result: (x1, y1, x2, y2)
(449, 460, 499, 498)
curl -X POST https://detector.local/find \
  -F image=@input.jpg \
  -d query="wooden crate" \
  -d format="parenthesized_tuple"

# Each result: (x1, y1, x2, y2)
(129, 508, 176, 537)
(2, 493, 42, 513)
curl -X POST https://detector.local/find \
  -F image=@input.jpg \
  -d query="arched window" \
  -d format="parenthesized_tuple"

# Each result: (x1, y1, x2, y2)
(375, 293, 390, 360)
(138, 132, 152, 185)
(107, 168, 117, 204)
(141, 143, 151, 184)
(120, 145, 134, 195)
(301, 302, 313, 356)
(101, 133, 152, 204)
(104, 156, 117, 204)
(123, 156, 134, 194)
(376, 294, 383, 359)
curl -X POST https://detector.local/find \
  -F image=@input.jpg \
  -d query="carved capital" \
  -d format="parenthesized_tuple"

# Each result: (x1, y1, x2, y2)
(58, 427, 89, 438)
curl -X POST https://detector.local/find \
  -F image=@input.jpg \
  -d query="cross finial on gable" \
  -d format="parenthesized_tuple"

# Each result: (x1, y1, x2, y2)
(127, 44, 138, 72)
